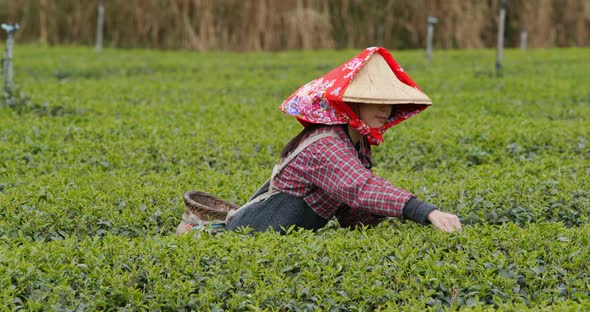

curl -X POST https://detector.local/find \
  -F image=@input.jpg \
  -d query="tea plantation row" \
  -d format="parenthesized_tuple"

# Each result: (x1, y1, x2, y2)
(1, 223, 589, 310)
(0, 46, 588, 310)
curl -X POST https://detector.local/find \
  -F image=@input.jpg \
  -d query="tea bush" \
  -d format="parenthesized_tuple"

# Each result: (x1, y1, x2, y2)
(0, 46, 588, 310)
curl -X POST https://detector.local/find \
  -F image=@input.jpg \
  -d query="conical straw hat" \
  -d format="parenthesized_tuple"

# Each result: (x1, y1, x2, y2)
(342, 53, 432, 105)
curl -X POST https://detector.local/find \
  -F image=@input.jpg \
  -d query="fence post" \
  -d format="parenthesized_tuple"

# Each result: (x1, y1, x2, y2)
(2, 23, 19, 95)
(520, 30, 527, 50)
(496, 0, 507, 74)
(426, 16, 438, 62)
(96, 0, 104, 53)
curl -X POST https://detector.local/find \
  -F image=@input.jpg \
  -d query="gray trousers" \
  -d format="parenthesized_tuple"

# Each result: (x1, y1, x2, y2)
(225, 181, 328, 234)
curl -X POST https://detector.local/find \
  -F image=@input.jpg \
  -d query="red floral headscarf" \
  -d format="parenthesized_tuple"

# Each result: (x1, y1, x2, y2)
(279, 47, 430, 145)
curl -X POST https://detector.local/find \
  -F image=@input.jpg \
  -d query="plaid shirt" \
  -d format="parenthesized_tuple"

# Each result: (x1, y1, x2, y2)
(273, 125, 414, 228)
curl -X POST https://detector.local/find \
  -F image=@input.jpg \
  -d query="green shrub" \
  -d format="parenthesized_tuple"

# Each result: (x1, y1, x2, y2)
(0, 46, 588, 309)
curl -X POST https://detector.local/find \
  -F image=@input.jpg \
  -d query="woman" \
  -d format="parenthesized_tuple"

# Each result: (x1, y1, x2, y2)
(224, 47, 462, 234)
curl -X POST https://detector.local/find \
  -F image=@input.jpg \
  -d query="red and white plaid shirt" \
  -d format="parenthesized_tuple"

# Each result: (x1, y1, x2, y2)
(272, 125, 414, 227)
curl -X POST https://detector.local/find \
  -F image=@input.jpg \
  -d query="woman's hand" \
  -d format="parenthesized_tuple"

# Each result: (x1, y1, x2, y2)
(427, 210, 462, 233)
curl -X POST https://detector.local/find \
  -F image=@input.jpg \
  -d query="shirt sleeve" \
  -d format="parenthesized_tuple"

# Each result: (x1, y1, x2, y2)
(299, 136, 414, 218)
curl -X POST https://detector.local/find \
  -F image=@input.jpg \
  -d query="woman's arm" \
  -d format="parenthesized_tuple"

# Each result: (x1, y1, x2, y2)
(301, 137, 462, 232)
(300, 137, 412, 217)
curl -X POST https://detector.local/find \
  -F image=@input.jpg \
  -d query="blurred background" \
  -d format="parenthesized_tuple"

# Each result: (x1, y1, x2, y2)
(1, 0, 589, 51)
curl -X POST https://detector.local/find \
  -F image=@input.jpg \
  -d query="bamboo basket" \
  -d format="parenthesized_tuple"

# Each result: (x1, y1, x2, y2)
(182, 191, 240, 221)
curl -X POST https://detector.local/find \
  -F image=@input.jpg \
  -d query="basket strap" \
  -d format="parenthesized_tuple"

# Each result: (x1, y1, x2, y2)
(226, 131, 340, 223)
(267, 132, 339, 196)
(258, 132, 340, 203)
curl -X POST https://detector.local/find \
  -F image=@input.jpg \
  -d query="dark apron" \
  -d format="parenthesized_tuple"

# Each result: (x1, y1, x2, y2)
(225, 132, 339, 234)
(225, 180, 328, 233)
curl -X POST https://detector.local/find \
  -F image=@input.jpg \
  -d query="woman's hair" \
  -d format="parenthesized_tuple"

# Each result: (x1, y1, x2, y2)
(280, 123, 324, 158)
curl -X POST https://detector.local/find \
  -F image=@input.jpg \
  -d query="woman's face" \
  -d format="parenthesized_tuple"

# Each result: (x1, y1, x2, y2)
(357, 103, 393, 128)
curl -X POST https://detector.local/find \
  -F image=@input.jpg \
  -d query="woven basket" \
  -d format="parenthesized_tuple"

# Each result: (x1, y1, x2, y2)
(183, 191, 240, 221)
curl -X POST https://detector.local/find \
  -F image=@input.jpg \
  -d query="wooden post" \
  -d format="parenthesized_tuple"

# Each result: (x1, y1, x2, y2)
(96, 0, 104, 53)
(496, 0, 507, 74)
(520, 31, 527, 50)
(39, 0, 48, 44)
(426, 16, 438, 62)
(2, 23, 19, 94)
